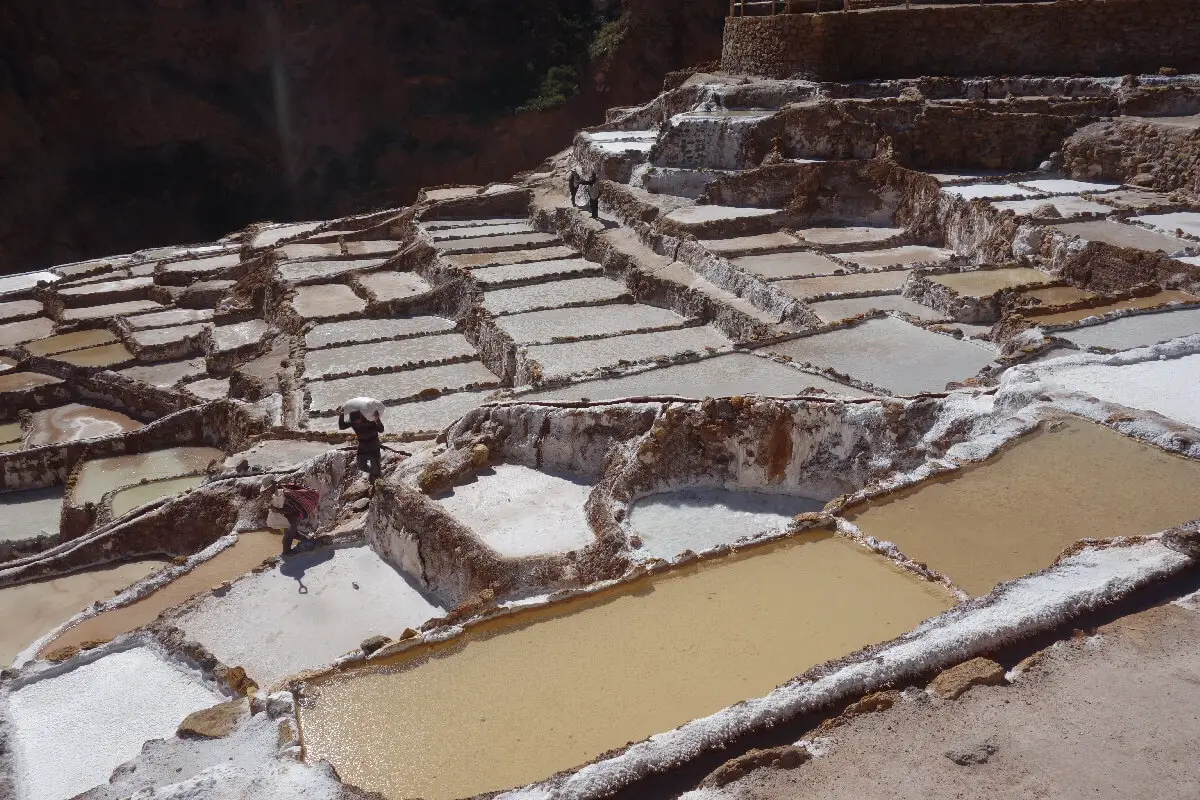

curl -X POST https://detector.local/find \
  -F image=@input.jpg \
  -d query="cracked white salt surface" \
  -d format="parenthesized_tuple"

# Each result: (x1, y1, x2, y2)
(628, 488, 825, 560)
(436, 463, 595, 557)
(173, 545, 443, 686)
(501, 540, 1189, 800)
(6, 646, 222, 800)
(1038, 354, 1200, 429)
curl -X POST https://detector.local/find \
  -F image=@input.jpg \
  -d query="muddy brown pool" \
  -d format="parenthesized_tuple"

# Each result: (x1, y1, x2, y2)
(40, 531, 280, 656)
(0, 560, 166, 666)
(300, 531, 953, 799)
(846, 417, 1200, 595)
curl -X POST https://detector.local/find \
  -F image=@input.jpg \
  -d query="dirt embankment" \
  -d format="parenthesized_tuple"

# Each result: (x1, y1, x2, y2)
(0, 0, 727, 273)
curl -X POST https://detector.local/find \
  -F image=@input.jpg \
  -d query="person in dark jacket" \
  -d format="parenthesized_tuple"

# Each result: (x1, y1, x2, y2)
(339, 409, 384, 479)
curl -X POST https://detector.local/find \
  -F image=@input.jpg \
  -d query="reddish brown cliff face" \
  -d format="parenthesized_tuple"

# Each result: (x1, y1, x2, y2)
(0, 0, 725, 272)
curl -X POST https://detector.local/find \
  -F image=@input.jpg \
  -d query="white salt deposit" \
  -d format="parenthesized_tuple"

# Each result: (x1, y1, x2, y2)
(436, 463, 596, 557)
(1015, 179, 1122, 195)
(173, 545, 443, 686)
(1038, 354, 1200, 429)
(1131, 212, 1200, 240)
(628, 488, 825, 560)
(6, 646, 223, 800)
(942, 184, 1042, 201)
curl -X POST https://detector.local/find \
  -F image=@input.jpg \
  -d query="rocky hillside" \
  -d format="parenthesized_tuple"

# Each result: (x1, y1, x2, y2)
(0, 0, 726, 273)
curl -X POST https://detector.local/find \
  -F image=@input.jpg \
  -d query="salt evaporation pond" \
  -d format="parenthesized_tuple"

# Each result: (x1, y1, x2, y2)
(68, 447, 224, 507)
(1038, 354, 1200, 430)
(628, 487, 825, 560)
(0, 487, 65, 543)
(299, 531, 954, 800)
(6, 646, 223, 800)
(0, 560, 165, 666)
(175, 545, 445, 686)
(435, 463, 594, 557)
(108, 474, 210, 517)
(42, 531, 281, 657)
(847, 417, 1200, 595)
(23, 403, 143, 446)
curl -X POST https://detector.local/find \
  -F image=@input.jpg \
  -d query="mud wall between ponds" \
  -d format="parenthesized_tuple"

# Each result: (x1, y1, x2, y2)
(722, 0, 1200, 81)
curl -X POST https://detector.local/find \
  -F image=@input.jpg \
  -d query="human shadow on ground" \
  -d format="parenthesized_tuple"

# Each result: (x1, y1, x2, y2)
(278, 546, 336, 594)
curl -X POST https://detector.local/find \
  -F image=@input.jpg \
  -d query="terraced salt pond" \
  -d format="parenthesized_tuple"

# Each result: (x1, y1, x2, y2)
(68, 447, 224, 508)
(40, 531, 281, 656)
(629, 488, 826, 560)
(109, 475, 209, 517)
(0, 487, 65, 542)
(23, 403, 143, 446)
(0, 560, 166, 666)
(435, 464, 594, 557)
(300, 531, 954, 800)
(931, 267, 1051, 296)
(846, 417, 1200, 595)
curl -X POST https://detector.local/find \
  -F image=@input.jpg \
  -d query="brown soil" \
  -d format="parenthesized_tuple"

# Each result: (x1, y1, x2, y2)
(702, 598, 1200, 800)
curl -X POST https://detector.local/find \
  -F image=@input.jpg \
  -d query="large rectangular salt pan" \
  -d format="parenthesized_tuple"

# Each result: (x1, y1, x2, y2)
(1041, 355, 1200, 429)
(523, 325, 729, 381)
(305, 316, 454, 349)
(1057, 307, 1200, 351)
(307, 362, 500, 412)
(767, 317, 995, 395)
(7, 646, 222, 800)
(483, 277, 627, 316)
(436, 463, 595, 557)
(496, 303, 687, 344)
(303, 333, 476, 379)
(524, 352, 870, 401)
(174, 546, 444, 685)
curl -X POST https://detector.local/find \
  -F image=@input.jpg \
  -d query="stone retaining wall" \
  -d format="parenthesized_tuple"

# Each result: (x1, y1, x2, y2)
(722, 0, 1200, 80)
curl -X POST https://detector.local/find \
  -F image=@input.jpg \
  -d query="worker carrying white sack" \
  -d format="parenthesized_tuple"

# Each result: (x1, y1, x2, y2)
(339, 397, 385, 479)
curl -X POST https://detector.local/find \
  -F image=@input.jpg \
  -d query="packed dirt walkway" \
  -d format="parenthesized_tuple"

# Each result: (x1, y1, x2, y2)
(695, 590, 1200, 800)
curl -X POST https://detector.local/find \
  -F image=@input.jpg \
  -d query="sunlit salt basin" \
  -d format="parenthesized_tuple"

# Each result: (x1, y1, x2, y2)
(299, 530, 954, 800)
(435, 463, 595, 557)
(5, 645, 224, 800)
(628, 487, 825, 560)
(67, 447, 224, 508)
(22, 403, 143, 447)
(846, 417, 1200, 596)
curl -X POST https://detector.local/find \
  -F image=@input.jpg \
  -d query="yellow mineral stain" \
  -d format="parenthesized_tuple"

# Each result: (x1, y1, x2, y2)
(300, 531, 954, 800)
(1017, 285, 1096, 307)
(52, 342, 133, 368)
(1029, 290, 1198, 326)
(40, 531, 281, 657)
(24, 403, 143, 447)
(0, 560, 166, 667)
(932, 267, 1051, 297)
(23, 328, 117, 357)
(69, 447, 224, 507)
(109, 475, 209, 517)
(846, 417, 1200, 596)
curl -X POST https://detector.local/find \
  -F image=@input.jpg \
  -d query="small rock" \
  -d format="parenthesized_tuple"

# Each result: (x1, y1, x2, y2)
(277, 718, 298, 749)
(79, 638, 111, 651)
(700, 745, 811, 788)
(945, 739, 998, 766)
(265, 691, 295, 719)
(177, 698, 250, 739)
(930, 657, 1007, 699)
(361, 635, 390, 656)
(44, 645, 80, 663)
(1030, 203, 1061, 219)
(219, 665, 257, 697)
(470, 443, 490, 468)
